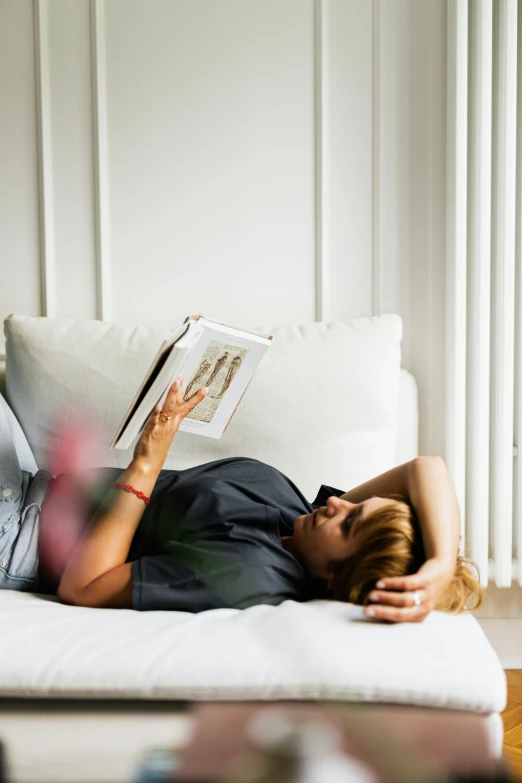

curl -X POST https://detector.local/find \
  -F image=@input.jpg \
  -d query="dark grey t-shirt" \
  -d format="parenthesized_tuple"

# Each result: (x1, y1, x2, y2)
(123, 457, 344, 612)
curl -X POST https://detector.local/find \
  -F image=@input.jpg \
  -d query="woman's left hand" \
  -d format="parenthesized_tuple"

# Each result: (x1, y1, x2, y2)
(132, 377, 208, 475)
(363, 557, 456, 623)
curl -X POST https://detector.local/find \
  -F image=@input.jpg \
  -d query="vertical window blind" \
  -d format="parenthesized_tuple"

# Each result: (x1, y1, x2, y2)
(446, 0, 521, 587)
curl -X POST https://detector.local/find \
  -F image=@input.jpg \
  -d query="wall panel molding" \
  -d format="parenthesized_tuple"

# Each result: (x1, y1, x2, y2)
(314, 0, 326, 321)
(33, 0, 56, 317)
(90, 0, 112, 322)
(372, 0, 382, 317)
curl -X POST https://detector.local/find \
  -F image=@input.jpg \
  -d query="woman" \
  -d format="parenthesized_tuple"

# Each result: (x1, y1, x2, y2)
(1, 378, 483, 622)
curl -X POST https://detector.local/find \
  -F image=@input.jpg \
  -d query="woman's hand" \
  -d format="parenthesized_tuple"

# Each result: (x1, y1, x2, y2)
(363, 557, 456, 623)
(132, 376, 208, 475)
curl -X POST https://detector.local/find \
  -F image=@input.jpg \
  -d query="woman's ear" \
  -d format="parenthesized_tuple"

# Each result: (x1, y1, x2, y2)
(326, 562, 338, 591)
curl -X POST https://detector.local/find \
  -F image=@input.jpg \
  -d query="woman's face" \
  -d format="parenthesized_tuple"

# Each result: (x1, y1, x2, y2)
(292, 495, 398, 583)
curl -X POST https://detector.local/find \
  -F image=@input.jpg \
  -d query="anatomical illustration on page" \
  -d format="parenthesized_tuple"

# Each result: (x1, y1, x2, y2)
(184, 341, 248, 423)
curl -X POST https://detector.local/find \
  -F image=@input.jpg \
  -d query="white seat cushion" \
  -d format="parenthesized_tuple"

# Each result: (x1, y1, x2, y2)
(4, 313, 403, 499)
(0, 590, 506, 712)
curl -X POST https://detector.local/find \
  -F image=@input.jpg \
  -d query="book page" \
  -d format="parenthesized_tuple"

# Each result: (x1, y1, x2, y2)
(183, 341, 249, 424)
(177, 320, 270, 438)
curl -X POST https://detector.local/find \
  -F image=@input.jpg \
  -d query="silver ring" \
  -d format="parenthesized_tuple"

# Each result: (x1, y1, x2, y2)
(412, 591, 421, 607)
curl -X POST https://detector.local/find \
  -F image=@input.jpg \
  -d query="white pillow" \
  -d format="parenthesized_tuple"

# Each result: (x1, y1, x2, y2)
(4, 313, 402, 499)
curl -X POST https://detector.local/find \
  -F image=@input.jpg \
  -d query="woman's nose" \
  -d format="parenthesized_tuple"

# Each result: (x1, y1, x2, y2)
(328, 495, 347, 509)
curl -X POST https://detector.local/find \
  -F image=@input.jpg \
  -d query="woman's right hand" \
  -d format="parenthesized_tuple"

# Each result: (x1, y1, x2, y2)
(364, 556, 456, 623)
(132, 377, 208, 475)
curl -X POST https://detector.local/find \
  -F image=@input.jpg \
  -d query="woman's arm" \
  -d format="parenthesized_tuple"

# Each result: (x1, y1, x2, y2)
(407, 456, 460, 568)
(339, 459, 413, 505)
(56, 459, 159, 608)
(362, 456, 462, 623)
(57, 378, 208, 608)
(341, 455, 460, 569)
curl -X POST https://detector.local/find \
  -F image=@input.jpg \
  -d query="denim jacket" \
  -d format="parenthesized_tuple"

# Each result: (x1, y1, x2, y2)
(0, 394, 50, 591)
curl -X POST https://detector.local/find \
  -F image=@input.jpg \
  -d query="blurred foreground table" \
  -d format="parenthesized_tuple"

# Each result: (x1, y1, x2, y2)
(173, 701, 511, 783)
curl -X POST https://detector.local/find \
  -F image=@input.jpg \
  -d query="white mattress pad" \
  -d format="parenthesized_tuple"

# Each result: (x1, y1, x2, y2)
(0, 591, 507, 713)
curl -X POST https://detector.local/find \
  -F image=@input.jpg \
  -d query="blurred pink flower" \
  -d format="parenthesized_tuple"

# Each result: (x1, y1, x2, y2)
(39, 407, 110, 588)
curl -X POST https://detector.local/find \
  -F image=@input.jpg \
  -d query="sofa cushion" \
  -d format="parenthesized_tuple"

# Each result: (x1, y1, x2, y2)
(4, 313, 403, 499)
(0, 392, 38, 475)
(0, 590, 507, 712)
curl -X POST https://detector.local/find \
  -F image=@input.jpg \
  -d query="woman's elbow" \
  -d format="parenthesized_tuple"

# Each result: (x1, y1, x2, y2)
(415, 455, 445, 466)
(56, 568, 133, 609)
(57, 582, 93, 607)
(57, 582, 77, 605)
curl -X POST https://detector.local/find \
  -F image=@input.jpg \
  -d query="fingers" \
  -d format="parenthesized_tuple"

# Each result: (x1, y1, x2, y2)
(160, 377, 183, 417)
(364, 604, 427, 623)
(367, 588, 425, 608)
(179, 385, 208, 417)
(364, 587, 429, 623)
(144, 401, 164, 428)
(176, 380, 185, 407)
(374, 575, 428, 591)
(156, 376, 208, 422)
(154, 377, 184, 422)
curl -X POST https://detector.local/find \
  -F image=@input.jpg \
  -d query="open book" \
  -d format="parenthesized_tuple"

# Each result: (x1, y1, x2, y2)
(110, 315, 272, 449)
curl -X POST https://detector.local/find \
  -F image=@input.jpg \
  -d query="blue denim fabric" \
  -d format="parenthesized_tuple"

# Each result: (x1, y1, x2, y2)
(0, 394, 48, 591)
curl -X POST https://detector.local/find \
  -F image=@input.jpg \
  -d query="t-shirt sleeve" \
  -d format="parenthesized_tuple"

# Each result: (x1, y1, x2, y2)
(131, 551, 231, 612)
(310, 483, 346, 507)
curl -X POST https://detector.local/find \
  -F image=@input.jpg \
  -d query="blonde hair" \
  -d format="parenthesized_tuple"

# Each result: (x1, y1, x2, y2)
(328, 493, 484, 613)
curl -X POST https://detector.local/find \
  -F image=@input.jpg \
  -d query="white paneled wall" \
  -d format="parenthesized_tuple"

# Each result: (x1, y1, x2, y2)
(0, 0, 446, 457)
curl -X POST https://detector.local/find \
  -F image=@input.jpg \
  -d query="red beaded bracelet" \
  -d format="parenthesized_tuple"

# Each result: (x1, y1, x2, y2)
(111, 482, 150, 505)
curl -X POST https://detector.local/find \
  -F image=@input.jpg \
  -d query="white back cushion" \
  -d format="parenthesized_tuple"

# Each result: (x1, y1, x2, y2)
(0, 393, 38, 475)
(4, 313, 403, 499)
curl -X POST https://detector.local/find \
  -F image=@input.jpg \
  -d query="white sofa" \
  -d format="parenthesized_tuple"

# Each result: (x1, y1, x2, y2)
(0, 313, 507, 783)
